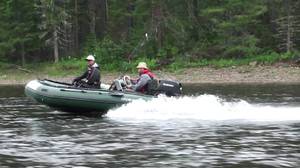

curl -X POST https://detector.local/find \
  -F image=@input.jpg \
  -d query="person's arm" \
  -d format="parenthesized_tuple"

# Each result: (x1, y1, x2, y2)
(73, 70, 88, 83)
(132, 74, 151, 91)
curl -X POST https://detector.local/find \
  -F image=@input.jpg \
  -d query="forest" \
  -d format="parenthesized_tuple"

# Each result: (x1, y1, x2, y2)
(0, 0, 300, 71)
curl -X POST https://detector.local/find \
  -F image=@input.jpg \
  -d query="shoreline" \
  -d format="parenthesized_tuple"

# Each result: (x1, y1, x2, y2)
(1, 65, 300, 85)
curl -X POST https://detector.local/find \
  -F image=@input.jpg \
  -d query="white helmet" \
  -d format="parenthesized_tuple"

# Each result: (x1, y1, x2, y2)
(85, 55, 95, 61)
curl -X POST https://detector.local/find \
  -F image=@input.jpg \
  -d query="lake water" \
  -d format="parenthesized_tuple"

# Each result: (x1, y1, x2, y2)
(1, 84, 300, 167)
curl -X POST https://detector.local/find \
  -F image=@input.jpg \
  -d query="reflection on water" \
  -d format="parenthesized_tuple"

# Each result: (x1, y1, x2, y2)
(0, 85, 25, 98)
(0, 84, 300, 167)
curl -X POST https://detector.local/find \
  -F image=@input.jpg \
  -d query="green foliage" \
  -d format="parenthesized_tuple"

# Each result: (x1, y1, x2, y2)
(25, 58, 86, 76)
(0, 0, 41, 61)
(0, 61, 11, 69)
(223, 35, 261, 58)
(211, 59, 236, 68)
(82, 34, 97, 56)
(1, 0, 300, 71)
(57, 58, 86, 71)
(94, 37, 124, 64)
(157, 46, 179, 58)
(164, 50, 298, 71)
(280, 51, 295, 60)
(201, 0, 267, 58)
(82, 36, 125, 71)
(249, 52, 280, 64)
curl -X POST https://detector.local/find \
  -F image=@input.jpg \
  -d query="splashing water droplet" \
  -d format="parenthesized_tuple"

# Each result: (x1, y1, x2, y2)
(107, 95, 300, 123)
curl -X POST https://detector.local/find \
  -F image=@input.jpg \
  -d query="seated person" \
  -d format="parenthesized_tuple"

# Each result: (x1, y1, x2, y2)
(72, 55, 101, 88)
(131, 62, 156, 93)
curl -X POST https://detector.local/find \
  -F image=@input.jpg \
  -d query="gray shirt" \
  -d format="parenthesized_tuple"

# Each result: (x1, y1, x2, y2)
(132, 74, 151, 92)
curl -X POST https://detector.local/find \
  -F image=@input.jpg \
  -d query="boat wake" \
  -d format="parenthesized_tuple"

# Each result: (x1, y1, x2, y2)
(107, 94, 300, 122)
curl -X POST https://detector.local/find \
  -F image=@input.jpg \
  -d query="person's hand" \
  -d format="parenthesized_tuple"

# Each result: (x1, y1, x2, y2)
(130, 79, 137, 84)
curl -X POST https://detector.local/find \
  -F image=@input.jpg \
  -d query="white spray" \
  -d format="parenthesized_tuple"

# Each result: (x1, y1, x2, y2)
(107, 95, 300, 122)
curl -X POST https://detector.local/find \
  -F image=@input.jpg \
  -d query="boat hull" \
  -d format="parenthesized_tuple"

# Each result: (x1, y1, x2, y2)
(25, 80, 153, 115)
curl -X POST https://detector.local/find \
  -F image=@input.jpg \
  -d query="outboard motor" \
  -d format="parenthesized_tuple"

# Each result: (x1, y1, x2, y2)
(156, 80, 182, 96)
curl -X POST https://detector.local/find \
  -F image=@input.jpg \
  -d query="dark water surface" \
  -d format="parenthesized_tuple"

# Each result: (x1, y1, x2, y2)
(1, 84, 300, 168)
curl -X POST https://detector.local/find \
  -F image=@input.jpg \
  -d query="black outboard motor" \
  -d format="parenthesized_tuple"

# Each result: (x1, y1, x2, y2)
(156, 80, 182, 96)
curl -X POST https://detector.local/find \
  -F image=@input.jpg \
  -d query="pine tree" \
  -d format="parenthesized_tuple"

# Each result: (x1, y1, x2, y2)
(0, 0, 40, 65)
(274, 0, 300, 52)
(38, 0, 72, 63)
(201, 0, 267, 58)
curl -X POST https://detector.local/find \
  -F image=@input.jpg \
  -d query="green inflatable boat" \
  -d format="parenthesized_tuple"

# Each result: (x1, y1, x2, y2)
(25, 79, 182, 115)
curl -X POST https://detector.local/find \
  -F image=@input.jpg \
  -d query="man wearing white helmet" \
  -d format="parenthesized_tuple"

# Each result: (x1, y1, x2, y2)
(72, 55, 101, 88)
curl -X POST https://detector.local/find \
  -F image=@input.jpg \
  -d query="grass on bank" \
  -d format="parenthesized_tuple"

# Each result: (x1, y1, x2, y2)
(170, 51, 295, 69)
(0, 51, 297, 80)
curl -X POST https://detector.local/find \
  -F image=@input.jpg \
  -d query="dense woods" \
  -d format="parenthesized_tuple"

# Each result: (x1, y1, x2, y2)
(0, 0, 300, 69)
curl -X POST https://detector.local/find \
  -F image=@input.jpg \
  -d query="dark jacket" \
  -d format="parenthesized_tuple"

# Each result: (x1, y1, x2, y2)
(74, 63, 101, 88)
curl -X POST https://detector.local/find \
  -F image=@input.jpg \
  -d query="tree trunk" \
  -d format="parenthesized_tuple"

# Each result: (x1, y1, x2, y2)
(127, 0, 134, 38)
(88, 0, 96, 35)
(105, 0, 108, 25)
(285, 0, 292, 52)
(287, 16, 291, 52)
(54, 28, 59, 63)
(187, 0, 200, 41)
(103, 0, 108, 33)
(287, 0, 292, 52)
(151, 0, 163, 50)
(74, 0, 79, 53)
(95, 0, 108, 38)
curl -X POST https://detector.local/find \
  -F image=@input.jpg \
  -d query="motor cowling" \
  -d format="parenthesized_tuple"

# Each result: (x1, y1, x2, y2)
(155, 80, 182, 96)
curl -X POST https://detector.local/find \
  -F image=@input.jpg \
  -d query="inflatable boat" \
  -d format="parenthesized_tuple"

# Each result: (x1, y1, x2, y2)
(25, 79, 182, 115)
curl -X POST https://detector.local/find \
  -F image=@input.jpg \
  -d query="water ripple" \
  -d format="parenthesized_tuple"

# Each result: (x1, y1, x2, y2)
(1, 95, 300, 167)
